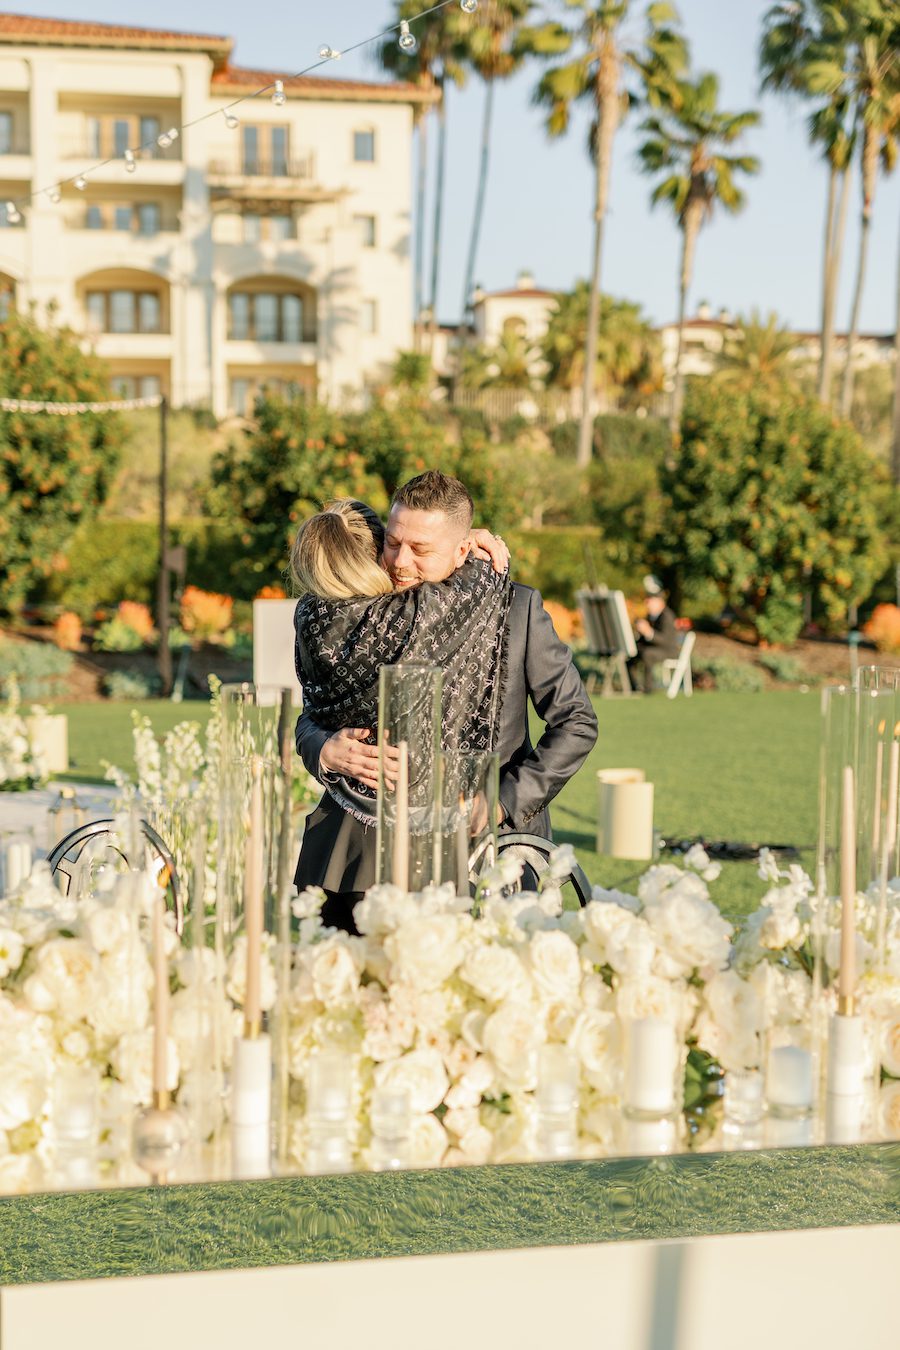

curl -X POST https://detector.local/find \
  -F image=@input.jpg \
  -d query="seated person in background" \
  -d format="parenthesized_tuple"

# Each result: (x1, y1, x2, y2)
(628, 575, 680, 693)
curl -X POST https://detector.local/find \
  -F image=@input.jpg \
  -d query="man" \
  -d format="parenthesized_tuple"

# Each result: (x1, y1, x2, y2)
(295, 470, 598, 923)
(629, 574, 680, 693)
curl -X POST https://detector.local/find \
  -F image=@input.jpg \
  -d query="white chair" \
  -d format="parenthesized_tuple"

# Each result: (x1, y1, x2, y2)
(662, 630, 695, 699)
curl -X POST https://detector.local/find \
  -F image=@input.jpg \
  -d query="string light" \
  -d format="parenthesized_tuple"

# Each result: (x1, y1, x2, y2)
(5, 201, 21, 225)
(6, 0, 460, 215)
(398, 20, 418, 53)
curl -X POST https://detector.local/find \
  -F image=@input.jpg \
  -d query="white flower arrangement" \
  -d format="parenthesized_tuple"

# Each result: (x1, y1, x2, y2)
(0, 679, 47, 792)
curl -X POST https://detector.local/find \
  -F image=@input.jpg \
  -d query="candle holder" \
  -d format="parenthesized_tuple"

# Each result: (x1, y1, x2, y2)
(722, 1067, 764, 1130)
(132, 1094, 188, 1181)
(765, 1042, 814, 1120)
(375, 664, 442, 892)
(305, 1050, 353, 1174)
(623, 1017, 679, 1121)
(436, 751, 501, 899)
(49, 1063, 100, 1157)
(1, 829, 34, 894)
(369, 1085, 412, 1171)
(535, 1045, 579, 1160)
(230, 1035, 272, 1179)
(827, 1011, 866, 1097)
(825, 1089, 866, 1145)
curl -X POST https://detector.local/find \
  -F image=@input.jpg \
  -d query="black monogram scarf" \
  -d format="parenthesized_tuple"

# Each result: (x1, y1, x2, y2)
(294, 558, 511, 825)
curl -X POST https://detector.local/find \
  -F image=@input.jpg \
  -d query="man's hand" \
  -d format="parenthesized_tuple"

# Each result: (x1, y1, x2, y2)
(319, 728, 380, 790)
(470, 528, 510, 574)
(635, 619, 654, 641)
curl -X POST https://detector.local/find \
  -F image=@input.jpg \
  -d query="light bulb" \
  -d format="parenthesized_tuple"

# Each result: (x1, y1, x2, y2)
(460, 0, 479, 10)
(5, 201, 20, 224)
(49, 189, 61, 204)
(124, 149, 136, 173)
(167, 127, 179, 141)
(398, 20, 418, 53)
(272, 79, 285, 107)
(224, 110, 240, 130)
(318, 45, 341, 60)
(74, 175, 87, 191)
(157, 132, 172, 149)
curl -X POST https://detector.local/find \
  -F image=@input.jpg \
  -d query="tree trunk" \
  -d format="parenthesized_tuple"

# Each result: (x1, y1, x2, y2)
(670, 204, 702, 435)
(820, 163, 851, 405)
(461, 79, 495, 323)
(576, 37, 620, 470)
(818, 162, 839, 403)
(427, 79, 448, 355)
(891, 199, 900, 485)
(413, 112, 428, 351)
(840, 124, 878, 419)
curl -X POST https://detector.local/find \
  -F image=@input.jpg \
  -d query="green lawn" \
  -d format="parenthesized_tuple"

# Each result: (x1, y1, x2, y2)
(58, 690, 820, 922)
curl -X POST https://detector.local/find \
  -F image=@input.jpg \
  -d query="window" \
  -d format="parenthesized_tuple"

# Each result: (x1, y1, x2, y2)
(353, 213, 376, 247)
(86, 114, 171, 159)
(85, 289, 164, 334)
(87, 117, 102, 157)
(354, 129, 376, 163)
(114, 205, 132, 232)
(86, 206, 103, 230)
(140, 375, 162, 400)
(115, 373, 162, 399)
(137, 203, 161, 236)
(243, 213, 262, 243)
(269, 213, 292, 241)
(243, 212, 293, 243)
(229, 378, 253, 415)
(242, 125, 290, 176)
(361, 299, 378, 334)
(113, 120, 130, 158)
(139, 116, 160, 150)
(227, 291, 307, 342)
(0, 113, 12, 155)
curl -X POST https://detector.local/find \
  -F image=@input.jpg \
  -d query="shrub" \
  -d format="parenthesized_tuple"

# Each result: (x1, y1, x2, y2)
(506, 526, 640, 606)
(541, 600, 584, 643)
(93, 617, 145, 652)
(0, 639, 73, 700)
(180, 586, 233, 640)
(864, 603, 900, 654)
(104, 670, 161, 701)
(0, 312, 125, 614)
(116, 601, 155, 640)
(53, 611, 82, 651)
(693, 655, 765, 693)
(650, 386, 889, 644)
(757, 651, 808, 684)
(255, 584, 287, 600)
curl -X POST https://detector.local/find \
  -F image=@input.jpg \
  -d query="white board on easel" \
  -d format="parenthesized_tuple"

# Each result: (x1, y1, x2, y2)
(252, 599, 302, 705)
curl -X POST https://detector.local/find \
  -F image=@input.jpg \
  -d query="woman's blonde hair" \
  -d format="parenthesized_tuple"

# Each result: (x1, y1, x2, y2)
(290, 499, 392, 600)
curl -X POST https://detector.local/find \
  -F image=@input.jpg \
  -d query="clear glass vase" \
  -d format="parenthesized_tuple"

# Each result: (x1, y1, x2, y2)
(436, 750, 501, 898)
(375, 665, 442, 891)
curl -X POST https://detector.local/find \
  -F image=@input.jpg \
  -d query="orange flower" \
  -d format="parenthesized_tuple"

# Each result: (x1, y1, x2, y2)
(117, 601, 155, 638)
(53, 611, 82, 651)
(255, 584, 287, 601)
(180, 585, 233, 639)
(864, 604, 900, 655)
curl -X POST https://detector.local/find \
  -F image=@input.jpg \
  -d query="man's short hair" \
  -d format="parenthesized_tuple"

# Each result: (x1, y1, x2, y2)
(392, 470, 474, 530)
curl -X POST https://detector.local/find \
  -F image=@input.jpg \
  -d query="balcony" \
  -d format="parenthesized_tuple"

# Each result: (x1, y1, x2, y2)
(207, 151, 337, 202)
(0, 144, 32, 181)
(61, 140, 182, 164)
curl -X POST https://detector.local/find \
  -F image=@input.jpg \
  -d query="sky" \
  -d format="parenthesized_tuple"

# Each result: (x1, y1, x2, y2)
(11, 0, 900, 331)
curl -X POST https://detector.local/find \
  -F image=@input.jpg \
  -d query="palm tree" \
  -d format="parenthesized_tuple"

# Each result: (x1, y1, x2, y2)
(453, 0, 536, 327)
(637, 73, 760, 433)
(712, 310, 801, 391)
(525, 2, 686, 467)
(378, 5, 465, 351)
(760, 1, 855, 406)
(892, 195, 900, 485)
(457, 329, 539, 390)
(541, 282, 663, 409)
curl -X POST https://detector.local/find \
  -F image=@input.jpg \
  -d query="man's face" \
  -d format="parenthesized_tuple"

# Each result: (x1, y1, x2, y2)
(647, 595, 666, 618)
(382, 504, 470, 589)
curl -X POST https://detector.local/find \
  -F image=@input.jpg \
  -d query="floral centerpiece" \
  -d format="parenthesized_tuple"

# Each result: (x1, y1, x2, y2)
(0, 678, 47, 792)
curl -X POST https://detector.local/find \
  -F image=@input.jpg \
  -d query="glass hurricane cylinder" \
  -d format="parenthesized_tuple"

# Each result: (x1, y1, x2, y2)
(375, 665, 442, 892)
(435, 751, 500, 898)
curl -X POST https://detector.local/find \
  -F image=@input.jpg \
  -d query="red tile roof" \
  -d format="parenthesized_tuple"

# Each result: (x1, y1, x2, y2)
(479, 288, 555, 300)
(0, 12, 232, 62)
(211, 64, 439, 105)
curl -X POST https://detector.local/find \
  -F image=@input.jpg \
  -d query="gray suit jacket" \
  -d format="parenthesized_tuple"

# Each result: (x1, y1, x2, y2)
(294, 582, 598, 892)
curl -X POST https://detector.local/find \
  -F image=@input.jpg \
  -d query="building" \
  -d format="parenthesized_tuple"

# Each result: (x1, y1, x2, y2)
(471, 270, 558, 348)
(0, 14, 433, 415)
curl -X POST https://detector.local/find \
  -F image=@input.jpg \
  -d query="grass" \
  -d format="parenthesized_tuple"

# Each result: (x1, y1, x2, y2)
(56, 690, 820, 923)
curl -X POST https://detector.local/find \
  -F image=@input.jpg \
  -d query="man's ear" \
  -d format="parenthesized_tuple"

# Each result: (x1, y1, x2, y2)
(455, 535, 472, 569)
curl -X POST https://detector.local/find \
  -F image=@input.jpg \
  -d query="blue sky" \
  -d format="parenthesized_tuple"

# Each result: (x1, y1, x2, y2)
(13, 0, 900, 330)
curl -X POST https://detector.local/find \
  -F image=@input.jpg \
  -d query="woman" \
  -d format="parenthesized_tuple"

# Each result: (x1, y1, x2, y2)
(291, 499, 511, 925)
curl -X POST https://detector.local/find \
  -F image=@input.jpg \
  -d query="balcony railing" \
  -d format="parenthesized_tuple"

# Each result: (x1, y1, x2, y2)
(0, 142, 31, 157)
(60, 140, 182, 164)
(208, 153, 316, 181)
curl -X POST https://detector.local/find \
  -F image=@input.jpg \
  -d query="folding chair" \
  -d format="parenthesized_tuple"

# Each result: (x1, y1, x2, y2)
(662, 630, 695, 699)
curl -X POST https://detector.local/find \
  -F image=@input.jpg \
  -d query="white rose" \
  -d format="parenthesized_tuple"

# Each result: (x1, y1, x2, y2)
(590, 886, 641, 913)
(374, 1049, 448, 1114)
(407, 1113, 449, 1167)
(459, 943, 517, 1004)
(568, 1008, 620, 1094)
(748, 962, 811, 1028)
(353, 886, 418, 937)
(292, 887, 326, 920)
(759, 908, 803, 951)
(0, 1150, 42, 1195)
(176, 947, 221, 988)
(644, 882, 732, 976)
(881, 1016, 900, 1078)
(384, 915, 465, 991)
(581, 900, 635, 965)
(605, 914, 657, 978)
(444, 1055, 495, 1110)
(616, 976, 683, 1025)
(59, 1028, 92, 1062)
(226, 935, 277, 1012)
(0, 1054, 46, 1130)
(111, 1028, 179, 1105)
(528, 930, 582, 1003)
(695, 969, 763, 1071)
(307, 940, 361, 1006)
(0, 927, 25, 978)
(81, 902, 131, 955)
(483, 1002, 541, 1092)
(546, 843, 577, 881)
(443, 1109, 493, 1165)
(26, 938, 100, 1020)
(879, 1081, 900, 1140)
(170, 988, 231, 1073)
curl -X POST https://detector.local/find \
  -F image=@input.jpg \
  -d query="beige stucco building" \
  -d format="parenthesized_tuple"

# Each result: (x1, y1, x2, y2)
(0, 14, 432, 415)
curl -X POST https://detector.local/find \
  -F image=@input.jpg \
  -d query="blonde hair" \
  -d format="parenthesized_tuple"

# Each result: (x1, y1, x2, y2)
(290, 499, 392, 600)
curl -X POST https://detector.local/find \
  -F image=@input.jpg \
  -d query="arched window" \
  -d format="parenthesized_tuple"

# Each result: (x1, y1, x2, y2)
(227, 277, 317, 343)
(77, 268, 169, 335)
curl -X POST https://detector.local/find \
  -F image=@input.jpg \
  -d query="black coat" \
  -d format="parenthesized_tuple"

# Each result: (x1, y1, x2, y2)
(294, 582, 598, 894)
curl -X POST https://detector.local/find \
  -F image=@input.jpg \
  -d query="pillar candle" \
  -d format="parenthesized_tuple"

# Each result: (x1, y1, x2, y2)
(152, 893, 170, 1103)
(886, 726, 899, 862)
(872, 730, 885, 858)
(456, 793, 469, 896)
(625, 1018, 676, 1115)
(392, 741, 409, 892)
(839, 764, 857, 1012)
(243, 758, 264, 1036)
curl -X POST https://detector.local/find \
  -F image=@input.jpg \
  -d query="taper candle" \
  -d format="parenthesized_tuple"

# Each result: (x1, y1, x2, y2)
(872, 723, 885, 857)
(886, 724, 900, 862)
(393, 740, 409, 891)
(839, 764, 857, 1014)
(243, 757, 264, 1037)
(456, 793, 469, 896)
(152, 891, 170, 1105)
